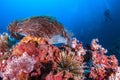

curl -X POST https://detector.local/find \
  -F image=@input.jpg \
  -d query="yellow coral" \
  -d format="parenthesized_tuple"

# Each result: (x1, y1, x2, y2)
(19, 36, 48, 45)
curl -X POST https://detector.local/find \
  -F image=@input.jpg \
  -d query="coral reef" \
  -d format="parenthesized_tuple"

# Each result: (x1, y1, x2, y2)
(0, 16, 119, 80)
(0, 36, 119, 80)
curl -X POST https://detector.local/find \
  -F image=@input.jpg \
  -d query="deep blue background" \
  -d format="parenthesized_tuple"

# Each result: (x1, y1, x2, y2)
(0, 0, 120, 49)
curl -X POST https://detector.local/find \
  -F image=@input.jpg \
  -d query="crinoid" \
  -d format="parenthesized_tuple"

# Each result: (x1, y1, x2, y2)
(56, 50, 85, 80)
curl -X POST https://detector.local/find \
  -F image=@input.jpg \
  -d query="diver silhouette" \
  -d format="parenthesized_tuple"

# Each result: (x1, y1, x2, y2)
(104, 9, 112, 22)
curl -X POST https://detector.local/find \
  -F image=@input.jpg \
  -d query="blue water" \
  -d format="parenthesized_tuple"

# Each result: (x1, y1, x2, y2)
(0, 0, 120, 49)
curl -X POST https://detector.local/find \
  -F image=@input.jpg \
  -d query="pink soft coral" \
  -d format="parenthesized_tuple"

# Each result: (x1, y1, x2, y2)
(89, 39, 118, 79)
(2, 52, 36, 80)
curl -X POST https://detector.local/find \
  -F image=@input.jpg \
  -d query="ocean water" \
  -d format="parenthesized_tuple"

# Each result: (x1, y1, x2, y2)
(0, 0, 120, 58)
